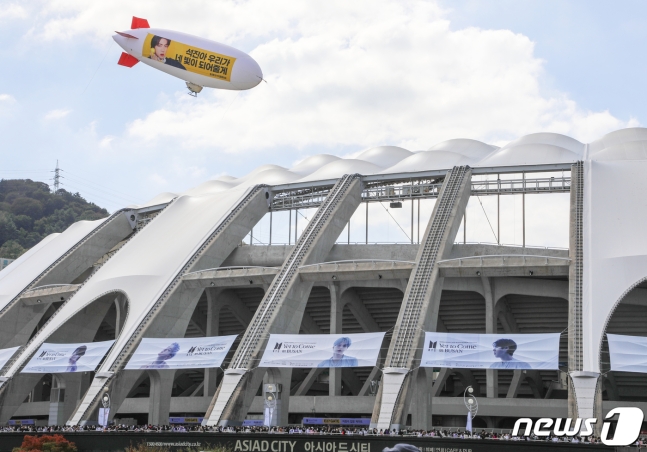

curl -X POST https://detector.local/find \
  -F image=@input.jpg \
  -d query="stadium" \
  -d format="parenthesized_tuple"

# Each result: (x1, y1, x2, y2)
(0, 126, 645, 434)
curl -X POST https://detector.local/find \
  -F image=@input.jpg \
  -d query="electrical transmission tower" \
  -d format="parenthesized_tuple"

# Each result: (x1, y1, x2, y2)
(52, 160, 61, 194)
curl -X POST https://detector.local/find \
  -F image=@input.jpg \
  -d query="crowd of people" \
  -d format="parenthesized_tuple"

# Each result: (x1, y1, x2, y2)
(0, 423, 632, 444)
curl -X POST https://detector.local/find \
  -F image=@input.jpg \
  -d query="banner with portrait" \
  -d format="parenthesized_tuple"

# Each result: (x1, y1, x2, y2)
(258, 333, 386, 368)
(421, 332, 560, 370)
(22, 341, 115, 373)
(0, 346, 19, 370)
(124, 336, 238, 370)
(141, 34, 236, 81)
(607, 333, 647, 373)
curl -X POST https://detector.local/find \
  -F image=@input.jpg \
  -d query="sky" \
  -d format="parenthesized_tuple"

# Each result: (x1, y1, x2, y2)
(0, 0, 644, 247)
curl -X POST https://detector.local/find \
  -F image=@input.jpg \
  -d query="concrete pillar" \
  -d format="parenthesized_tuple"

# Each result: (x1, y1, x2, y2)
(60, 373, 87, 424)
(47, 373, 90, 425)
(29, 376, 47, 403)
(329, 282, 343, 396)
(482, 277, 497, 398)
(409, 368, 433, 430)
(148, 370, 176, 425)
(204, 289, 223, 397)
(48, 376, 65, 426)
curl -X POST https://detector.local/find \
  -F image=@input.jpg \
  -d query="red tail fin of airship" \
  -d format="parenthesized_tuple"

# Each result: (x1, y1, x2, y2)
(117, 52, 139, 67)
(131, 17, 150, 29)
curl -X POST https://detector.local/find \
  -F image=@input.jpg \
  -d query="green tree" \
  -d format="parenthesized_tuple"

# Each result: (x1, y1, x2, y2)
(0, 240, 26, 259)
(0, 179, 109, 258)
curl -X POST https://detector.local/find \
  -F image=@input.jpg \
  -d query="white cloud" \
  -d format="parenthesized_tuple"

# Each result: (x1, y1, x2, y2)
(29, 0, 636, 138)
(0, 94, 16, 103)
(99, 135, 115, 148)
(102, 0, 633, 160)
(44, 109, 71, 120)
(0, 4, 27, 21)
(23, 0, 639, 194)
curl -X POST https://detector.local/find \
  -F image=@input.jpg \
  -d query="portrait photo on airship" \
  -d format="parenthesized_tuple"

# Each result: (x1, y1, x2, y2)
(113, 17, 263, 96)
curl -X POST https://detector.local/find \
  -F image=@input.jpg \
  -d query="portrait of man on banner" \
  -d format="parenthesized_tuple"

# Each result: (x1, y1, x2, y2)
(141, 342, 180, 369)
(317, 337, 358, 368)
(148, 35, 186, 70)
(65, 345, 87, 372)
(258, 332, 385, 368)
(489, 338, 530, 369)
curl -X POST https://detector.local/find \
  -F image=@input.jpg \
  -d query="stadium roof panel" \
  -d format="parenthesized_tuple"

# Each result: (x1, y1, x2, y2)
(589, 127, 647, 161)
(130, 127, 647, 209)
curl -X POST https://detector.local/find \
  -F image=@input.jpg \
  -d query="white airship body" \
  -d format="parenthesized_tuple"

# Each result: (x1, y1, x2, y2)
(113, 17, 262, 95)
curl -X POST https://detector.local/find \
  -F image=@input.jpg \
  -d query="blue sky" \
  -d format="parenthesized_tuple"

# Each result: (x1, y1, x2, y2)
(447, 0, 647, 121)
(0, 0, 642, 218)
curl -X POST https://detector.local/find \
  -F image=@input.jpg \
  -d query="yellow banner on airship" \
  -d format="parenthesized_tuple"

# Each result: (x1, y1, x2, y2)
(142, 33, 236, 82)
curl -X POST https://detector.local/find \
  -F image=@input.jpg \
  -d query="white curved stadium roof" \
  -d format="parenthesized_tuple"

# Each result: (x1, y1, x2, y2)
(2, 127, 647, 384)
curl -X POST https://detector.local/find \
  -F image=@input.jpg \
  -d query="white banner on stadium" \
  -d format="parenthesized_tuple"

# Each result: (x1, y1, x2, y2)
(258, 333, 385, 368)
(124, 336, 238, 370)
(607, 333, 647, 373)
(0, 346, 19, 370)
(22, 341, 115, 373)
(421, 332, 560, 370)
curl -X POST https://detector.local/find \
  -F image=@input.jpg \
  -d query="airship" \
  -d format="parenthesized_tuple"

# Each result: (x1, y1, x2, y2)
(113, 17, 263, 96)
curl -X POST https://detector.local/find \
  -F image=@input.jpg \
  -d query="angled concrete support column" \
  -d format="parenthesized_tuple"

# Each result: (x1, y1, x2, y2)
(64, 186, 270, 426)
(294, 368, 324, 396)
(0, 212, 133, 349)
(210, 368, 267, 426)
(0, 303, 57, 349)
(204, 175, 363, 426)
(106, 370, 146, 422)
(506, 371, 524, 398)
(430, 368, 451, 397)
(371, 166, 472, 431)
(148, 370, 176, 425)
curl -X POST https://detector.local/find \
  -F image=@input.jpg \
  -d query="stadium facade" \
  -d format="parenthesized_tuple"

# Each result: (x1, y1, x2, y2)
(0, 128, 646, 430)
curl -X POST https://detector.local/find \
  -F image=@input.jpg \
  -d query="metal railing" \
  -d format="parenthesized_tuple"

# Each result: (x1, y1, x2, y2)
(299, 259, 415, 270)
(437, 255, 571, 266)
(271, 175, 571, 211)
(184, 266, 279, 276)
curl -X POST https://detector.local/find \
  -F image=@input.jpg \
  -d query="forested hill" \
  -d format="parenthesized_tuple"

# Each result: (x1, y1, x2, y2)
(0, 179, 109, 259)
